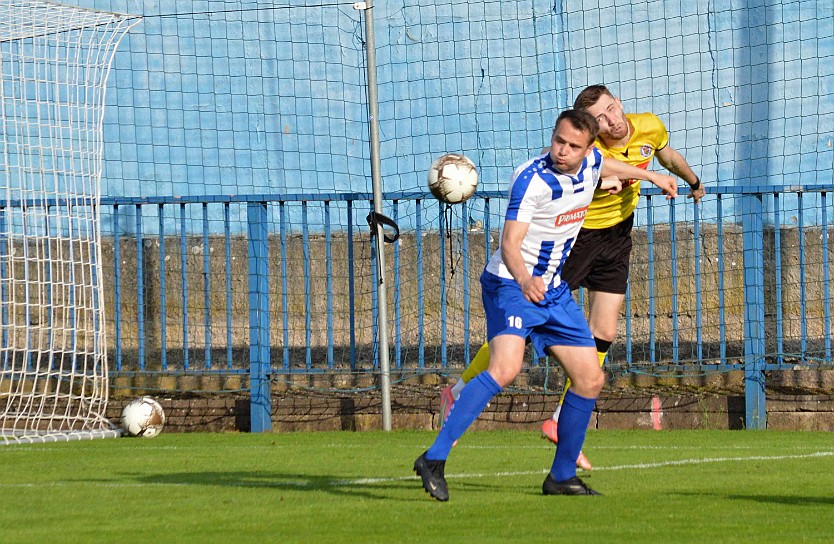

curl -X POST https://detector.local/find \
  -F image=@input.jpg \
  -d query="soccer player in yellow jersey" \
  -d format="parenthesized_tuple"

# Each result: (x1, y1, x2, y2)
(440, 85, 705, 469)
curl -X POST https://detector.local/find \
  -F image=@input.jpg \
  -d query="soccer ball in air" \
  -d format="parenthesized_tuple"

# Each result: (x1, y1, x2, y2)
(427, 153, 479, 204)
(121, 396, 166, 438)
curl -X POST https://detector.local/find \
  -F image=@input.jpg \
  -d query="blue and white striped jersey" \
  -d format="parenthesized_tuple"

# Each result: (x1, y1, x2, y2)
(484, 149, 603, 291)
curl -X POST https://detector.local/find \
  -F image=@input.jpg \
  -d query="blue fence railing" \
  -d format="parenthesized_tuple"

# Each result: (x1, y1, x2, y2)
(1, 185, 825, 427)
(2, 186, 830, 377)
(98, 186, 834, 381)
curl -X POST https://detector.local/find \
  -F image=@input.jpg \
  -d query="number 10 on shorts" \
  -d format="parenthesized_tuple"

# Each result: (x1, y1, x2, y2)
(507, 316, 522, 329)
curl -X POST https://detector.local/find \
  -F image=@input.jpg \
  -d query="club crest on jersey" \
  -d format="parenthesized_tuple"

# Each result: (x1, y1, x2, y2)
(640, 144, 653, 158)
(555, 205, 588, 226)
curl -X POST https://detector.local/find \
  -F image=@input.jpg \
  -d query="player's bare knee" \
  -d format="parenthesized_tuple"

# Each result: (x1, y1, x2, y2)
(589, 326, 616, 343)
(572, 366, 604, 397)
(588, 369, 605, 395)
(573, 367, 605, 397)
(487, 366, 518, 388)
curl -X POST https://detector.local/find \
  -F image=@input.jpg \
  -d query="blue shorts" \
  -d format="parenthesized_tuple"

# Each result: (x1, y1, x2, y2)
(480, 271, 595, 358)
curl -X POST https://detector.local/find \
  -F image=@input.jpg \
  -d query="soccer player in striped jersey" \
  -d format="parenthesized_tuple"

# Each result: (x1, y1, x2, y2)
(440, 85, 703, 470)
(414, 109, 673, 500)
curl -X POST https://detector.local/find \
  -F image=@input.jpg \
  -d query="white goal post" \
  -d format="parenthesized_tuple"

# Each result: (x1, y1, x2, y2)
(0, 1, 139, 443)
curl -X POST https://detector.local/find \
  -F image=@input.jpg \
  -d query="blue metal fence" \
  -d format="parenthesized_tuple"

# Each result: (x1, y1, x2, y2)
(0, 185, 831, 424)
(94, 185, 834, 425)
(100, 187, 833, 366)
(3, 190, 830, 371)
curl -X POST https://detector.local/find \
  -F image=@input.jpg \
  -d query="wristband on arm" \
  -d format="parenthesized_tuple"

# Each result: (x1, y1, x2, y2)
(688, 177, 702, 191)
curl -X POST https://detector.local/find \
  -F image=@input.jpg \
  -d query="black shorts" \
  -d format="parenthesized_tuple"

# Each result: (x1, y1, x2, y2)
(561, 213, 634, 295)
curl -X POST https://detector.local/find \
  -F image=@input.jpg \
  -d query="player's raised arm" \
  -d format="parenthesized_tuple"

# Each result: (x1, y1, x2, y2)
(655, 145, 705, 203)
(601, 156, 678, 199)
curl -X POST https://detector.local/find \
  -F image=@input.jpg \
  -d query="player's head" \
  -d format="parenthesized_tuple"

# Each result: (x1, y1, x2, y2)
(573, 84, 629, 143)
(548, 109, 599, 174)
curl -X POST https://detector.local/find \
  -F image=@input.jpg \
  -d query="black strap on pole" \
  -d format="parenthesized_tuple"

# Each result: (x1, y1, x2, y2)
(366, 211, 400, 243)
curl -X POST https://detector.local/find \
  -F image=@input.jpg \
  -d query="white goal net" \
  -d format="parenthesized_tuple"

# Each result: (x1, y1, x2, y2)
(0, 1, 139, 443)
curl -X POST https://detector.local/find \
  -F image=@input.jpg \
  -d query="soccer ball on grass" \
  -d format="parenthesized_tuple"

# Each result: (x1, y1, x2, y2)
(121, 396, 166, 438)
(427, 153, 479, 204)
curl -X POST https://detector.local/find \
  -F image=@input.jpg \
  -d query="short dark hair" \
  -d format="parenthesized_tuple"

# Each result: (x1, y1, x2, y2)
(573, 84, 614, 112)
(552, 109, 599, 145)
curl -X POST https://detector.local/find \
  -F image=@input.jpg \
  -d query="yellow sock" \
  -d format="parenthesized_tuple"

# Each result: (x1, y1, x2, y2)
(461, 342, 490, 383)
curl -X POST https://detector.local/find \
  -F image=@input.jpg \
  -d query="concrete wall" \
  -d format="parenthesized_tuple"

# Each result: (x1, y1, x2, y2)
(106, 371, 834, 433)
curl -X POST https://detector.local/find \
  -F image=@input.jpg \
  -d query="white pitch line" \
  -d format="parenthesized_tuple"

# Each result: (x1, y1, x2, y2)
(1, 450, 832, 490)
(593, 450, 834, 472)
(456, 443, 797, 451)
(342, 450, 834, 486)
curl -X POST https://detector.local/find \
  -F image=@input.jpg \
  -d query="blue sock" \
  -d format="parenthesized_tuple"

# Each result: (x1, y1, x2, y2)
(550, 389, 596, 481)
(426, 372, 502, 461)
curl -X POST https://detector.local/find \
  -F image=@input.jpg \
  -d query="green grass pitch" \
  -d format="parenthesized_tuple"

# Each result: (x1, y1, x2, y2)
(1, 429, 833, 543)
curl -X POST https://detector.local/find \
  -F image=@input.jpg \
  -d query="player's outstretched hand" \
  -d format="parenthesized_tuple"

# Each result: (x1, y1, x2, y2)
(648, 173, 678, 199)
(688, 183, 706, 204)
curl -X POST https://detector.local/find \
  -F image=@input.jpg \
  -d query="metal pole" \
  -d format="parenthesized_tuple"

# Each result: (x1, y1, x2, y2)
(247, 202, 272, 432)
(358, 0, 392, 431)
(741, 195, 767, 429)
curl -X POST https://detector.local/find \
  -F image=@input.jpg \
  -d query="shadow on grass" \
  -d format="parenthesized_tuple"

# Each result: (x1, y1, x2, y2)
(674, 491, 834, 507)
(727, 494, 834, 507)
(127, 470, 410, 500)
(110, 470, 509, 501)
(97, 469, 514, 501)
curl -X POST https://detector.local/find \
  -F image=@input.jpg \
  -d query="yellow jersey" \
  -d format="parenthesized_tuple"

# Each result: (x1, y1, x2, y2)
(583, 112, 669, 230)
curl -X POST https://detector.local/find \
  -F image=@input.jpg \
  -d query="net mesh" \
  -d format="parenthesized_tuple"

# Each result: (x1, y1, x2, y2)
(0, 0, 139, 443)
